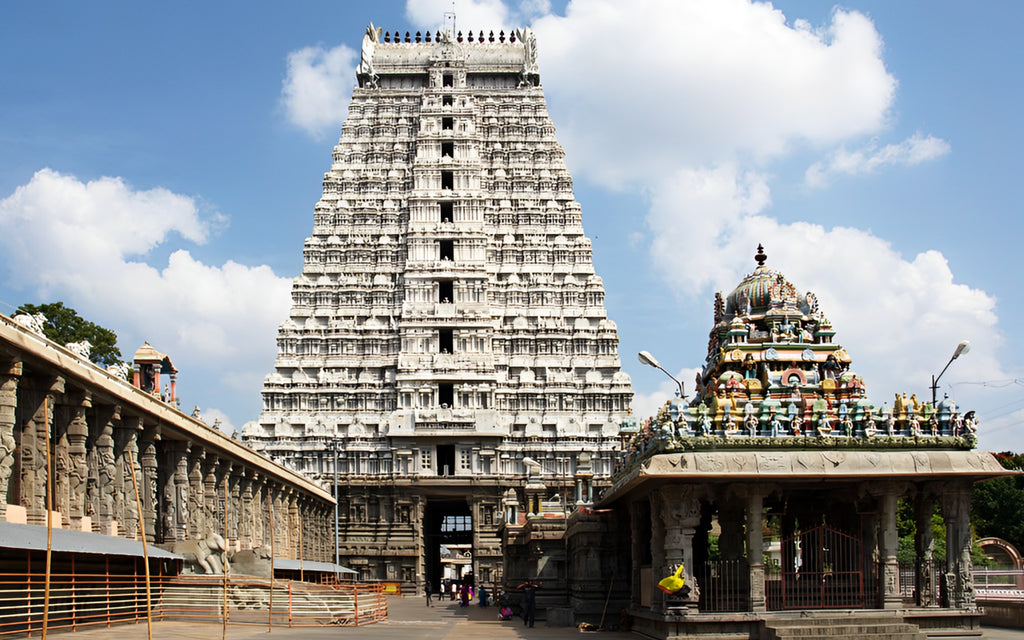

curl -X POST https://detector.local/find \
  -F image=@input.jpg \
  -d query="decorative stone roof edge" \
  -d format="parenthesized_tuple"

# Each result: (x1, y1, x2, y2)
(0, 313, 333, 504)
(600, 449, 1015, 505)
(615, 434, 976, 477)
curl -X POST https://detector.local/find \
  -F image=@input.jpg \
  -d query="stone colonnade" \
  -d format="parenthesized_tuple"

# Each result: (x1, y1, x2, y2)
(0, 322, 335, 567)
(614, 478, 977, 615)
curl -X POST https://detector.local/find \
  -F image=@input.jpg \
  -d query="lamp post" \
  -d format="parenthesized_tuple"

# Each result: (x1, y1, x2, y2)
(930, 340, 970, 406)
(638, 350, 686, 401)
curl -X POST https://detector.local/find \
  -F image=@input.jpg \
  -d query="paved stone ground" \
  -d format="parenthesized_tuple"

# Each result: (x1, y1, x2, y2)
(45, 596, 1024, 640)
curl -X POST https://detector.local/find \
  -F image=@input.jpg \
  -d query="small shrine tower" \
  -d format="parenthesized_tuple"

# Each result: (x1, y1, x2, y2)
(132, 341, 177, 406)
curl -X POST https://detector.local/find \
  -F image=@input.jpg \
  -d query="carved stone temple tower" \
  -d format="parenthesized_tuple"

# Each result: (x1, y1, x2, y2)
(242, 26, 634, 589)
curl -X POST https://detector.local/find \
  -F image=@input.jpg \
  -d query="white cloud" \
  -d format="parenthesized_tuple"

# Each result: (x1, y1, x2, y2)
(533, 0, 897, 188)
(975, 402, 1024, 452)
(514, 1, 1004, 424)
(0, 169, 212, 273)
(643, 164, 1004, 416)
(281, 44, 358, 140)
(406, 0, 512, 32)
(518, 0, 551, 22)
(0, 168, 291, 426)
(631, 367, 703, 421)
(806, 133, 952, 187)
(199, 408, 236, 436)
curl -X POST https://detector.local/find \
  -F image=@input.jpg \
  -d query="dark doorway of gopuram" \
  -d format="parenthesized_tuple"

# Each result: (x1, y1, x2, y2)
(424, 500, 474, 595)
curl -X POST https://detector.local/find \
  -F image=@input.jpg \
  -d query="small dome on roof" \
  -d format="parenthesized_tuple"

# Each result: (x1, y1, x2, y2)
(724, 244, 806, 317)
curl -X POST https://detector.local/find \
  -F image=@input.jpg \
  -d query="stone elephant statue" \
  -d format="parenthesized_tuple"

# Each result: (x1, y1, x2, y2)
(173, 531, 230, 574)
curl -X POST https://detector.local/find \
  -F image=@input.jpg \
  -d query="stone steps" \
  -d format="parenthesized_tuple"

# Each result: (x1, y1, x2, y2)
(763, 616, 927, 640)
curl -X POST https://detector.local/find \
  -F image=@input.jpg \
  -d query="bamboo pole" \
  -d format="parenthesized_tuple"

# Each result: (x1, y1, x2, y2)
(222, 474, 229, 640)
(42, 397, 52, 640)
(126, 430, 154, 640)
(268, 485, 274, 633)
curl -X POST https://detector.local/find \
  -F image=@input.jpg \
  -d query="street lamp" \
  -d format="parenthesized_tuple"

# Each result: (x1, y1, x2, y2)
(638, 350, 686, 401)
(930, 340, 970, 406)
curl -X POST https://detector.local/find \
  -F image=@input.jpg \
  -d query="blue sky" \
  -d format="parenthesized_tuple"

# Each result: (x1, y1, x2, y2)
(1, 1, 1021, 451)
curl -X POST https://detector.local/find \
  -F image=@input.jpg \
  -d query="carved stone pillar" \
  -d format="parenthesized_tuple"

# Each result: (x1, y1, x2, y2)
(649, 490, 666, 611)
(187, 447, 205, 538)
(941, 487, 975, 608)
(276, 487, 290, 558)
(0, 359, 21, 519)
(66, 392, 90, 530)
(251, 474, 265, 549)
(878, 486, 902, 609)
(239, 470, 254, 549)
(22, 377, 64, 525)
(659, 485, 703, 613)
(915, 492, 938, 607)
(227, 465, 241, 547)
(138, 426, 158, 542)
(288, 490, 300, 559)
(94, 405, 119, 534)
(118, 415, 143, 539)
(629, 500, 643, 609)
(163, 441, 190, 542)
(203, 452, 220, 536)
(203, 454, 219, 538)
(53, 404, 71, 528)
(215, 460, 231, 544)
(745, 490, 766, 612)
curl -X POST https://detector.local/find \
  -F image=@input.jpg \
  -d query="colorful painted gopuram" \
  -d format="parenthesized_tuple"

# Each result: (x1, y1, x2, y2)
(552, 246, 1012, 640)
(620, 244, 975, 461)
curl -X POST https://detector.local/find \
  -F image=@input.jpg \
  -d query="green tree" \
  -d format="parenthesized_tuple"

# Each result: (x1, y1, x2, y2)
(972, 452, 1024, 554)
(897, 497, 991, 567)
(16, 302, 124, 367)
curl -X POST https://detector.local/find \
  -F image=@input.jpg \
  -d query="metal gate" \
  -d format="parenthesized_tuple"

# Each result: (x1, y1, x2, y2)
(773, 525, 866, 609)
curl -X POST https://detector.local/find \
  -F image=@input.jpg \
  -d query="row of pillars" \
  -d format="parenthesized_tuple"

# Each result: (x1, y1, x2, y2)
(0, 359, 332, 563)
(631, 482, 976, 614)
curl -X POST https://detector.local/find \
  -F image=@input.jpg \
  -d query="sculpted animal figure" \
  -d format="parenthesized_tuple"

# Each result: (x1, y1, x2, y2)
(174, 530, 230, 574)
(14, 313, 46, 336)
(65, 340, 92, 360)
(106, 362, 131, 380)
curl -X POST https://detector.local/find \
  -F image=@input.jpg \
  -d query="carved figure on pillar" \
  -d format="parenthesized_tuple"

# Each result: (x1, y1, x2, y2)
(188, 449, 205, 538)
(658, 486, 703, 611)
(67, 394, 90, 529)
(96, 416, 118, 531)
(54, 429, 70, 526)
(118, 419, 142, 538)
(139, 430, 158, 541)
(0, 362, 22, 519)
(914, 495, 937, 607)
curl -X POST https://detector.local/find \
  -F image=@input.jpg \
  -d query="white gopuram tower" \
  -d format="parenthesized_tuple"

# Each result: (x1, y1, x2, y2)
(243, 25, 634, 590)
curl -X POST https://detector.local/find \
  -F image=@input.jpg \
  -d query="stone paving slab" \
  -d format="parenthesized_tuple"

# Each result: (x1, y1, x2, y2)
(41, 596, 1024, 640)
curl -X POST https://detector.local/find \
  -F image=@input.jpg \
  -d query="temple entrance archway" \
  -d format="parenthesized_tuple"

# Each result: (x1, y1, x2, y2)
(424, 499, 473, 590)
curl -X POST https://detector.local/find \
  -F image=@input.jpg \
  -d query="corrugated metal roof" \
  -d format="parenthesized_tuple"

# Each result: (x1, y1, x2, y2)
(0, 521, 181, 560)
(273, 558, 356, 574)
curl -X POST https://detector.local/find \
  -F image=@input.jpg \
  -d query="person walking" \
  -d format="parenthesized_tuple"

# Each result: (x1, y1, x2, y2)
(522, 582, 536, 628)
(425, 579, 433, 606)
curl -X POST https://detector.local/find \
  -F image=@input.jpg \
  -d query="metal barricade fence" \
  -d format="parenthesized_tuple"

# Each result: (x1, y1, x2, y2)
(0, 572, 387, 635)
